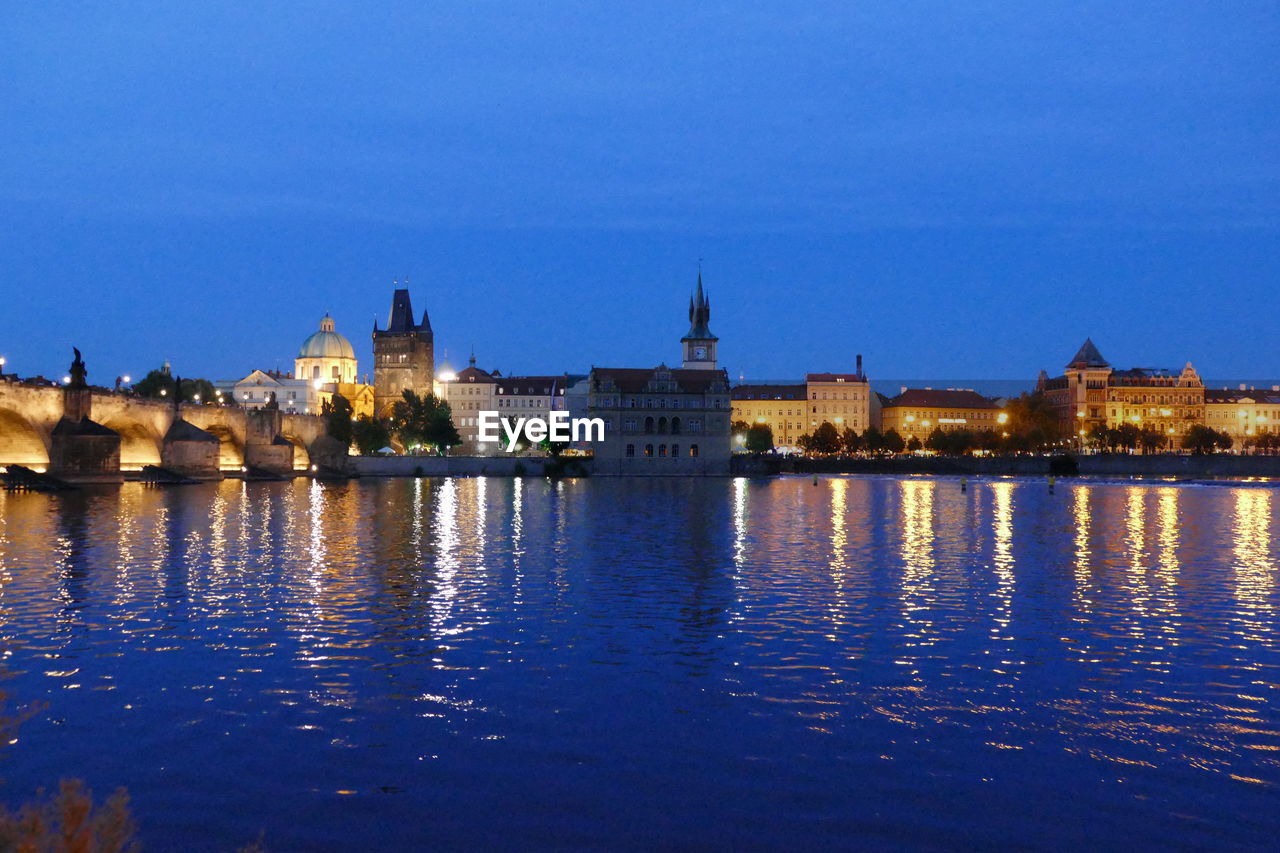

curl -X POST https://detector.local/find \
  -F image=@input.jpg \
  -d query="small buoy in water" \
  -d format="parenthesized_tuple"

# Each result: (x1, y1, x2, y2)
(961, 477, 968, 492)
(812, 475, 819, 486)
(1049, 476, 1056, 492)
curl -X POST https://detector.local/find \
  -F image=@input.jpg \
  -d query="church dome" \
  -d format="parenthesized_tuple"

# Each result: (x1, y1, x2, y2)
(298, 314, 355, 360)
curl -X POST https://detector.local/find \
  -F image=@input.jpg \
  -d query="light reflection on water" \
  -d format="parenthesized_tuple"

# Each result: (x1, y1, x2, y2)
(0, 476, 1278, 850)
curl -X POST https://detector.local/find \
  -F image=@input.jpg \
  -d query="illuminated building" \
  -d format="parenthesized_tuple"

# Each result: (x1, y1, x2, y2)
(373, 287, 434, 416)
(582, 273, 732, 475)
(1037, 338, 1205, 439)
(731, 384, 806, 449)
(805, 356, 873, 434)
(731, 356, 873, 448)
(1205, 387, 1280, 445)
(880, 388, 1004, 440)
(216, 314, 374, 417)
(440, 356, 498, 454)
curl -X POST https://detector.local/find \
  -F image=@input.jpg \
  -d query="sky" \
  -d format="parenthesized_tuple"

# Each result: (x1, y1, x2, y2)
(2, 1, 1278, 384)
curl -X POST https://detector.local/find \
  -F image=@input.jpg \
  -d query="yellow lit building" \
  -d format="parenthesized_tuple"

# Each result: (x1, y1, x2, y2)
(1037, 339, 1204, 443)
(1205, 387, 1280, 445)
(880, 388, 1005, 441)
(731, 384, 806, 448)
(805, 363, 874, 434)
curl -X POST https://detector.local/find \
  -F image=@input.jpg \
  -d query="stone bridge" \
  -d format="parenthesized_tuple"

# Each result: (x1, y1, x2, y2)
(0, 377, 335, 478)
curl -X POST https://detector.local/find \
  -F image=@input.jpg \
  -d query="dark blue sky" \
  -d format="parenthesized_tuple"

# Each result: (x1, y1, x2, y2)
(3, 2, 1277, 383)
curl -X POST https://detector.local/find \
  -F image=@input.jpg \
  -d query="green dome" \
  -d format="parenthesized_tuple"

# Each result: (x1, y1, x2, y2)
(298, 314, 355, 360)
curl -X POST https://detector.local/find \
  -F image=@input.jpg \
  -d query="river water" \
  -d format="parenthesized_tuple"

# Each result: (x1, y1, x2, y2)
(0, 476, 1276, 850)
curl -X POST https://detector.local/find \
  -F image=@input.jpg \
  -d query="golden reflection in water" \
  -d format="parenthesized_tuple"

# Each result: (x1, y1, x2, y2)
(1124, 489, 1151, 624)
(1072, 486, 1093, 611)
(1154, 488, 1181, 633)
(511, 477, 525, 608)
(990, 481, 1014, 641)
(1232, 489, 1274, 640)
(899, 479, 936, 645)
(0, 490, 10, 618)
(827, 478, 848, 639)
(732, 477, 747, 570)
(474, 475, 488, 561)
(430, 478, 461, 645)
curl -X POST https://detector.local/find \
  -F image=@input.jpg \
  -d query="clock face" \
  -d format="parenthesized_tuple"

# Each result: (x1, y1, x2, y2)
(693, 346, 707, 359)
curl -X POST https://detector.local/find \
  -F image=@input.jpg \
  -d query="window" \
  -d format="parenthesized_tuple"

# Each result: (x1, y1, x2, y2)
(624, 418, 637, 431)
(658, 416, 668, 433)
(690, 444, 699, 457)
(312, 366, 320, 379)
(671, 444, 680, 457)
(659, 444, 667, 457)
(626, 444, 635, 457)
(645, 444, 654, 457)
(331, 365, 339, 379)
(644, 416, 654, 433)
(671, 417, 681, 435)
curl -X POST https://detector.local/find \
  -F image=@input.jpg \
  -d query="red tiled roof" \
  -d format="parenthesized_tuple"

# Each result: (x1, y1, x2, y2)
(732, 383, 804, 401)
(886, 388, 999, 409)
(591, 366, 728, 393)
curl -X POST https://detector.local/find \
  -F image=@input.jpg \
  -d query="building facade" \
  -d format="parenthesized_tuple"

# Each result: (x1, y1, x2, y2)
(1205, 387, 1280, 445)
(806, 356, 874, 434)
(440, 360, 498, 454)
(731, 383, 806, 449)
(296, 314, 358, 384)
(217, 369, 319, 415)
(373, 287, 434, 416)
(217, 315, 374, 419)
(880, 388, 1004, 441)
(1038, 339, 1205, 441)
(585, 276, 732, 475)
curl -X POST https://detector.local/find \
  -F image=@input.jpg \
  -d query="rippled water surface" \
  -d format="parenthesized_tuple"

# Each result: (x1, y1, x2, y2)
(0, 476, 1278, 850)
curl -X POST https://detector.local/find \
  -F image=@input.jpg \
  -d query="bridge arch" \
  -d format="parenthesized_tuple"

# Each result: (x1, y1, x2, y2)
(0, 406, 50, 468)
(202, 424, 245, 470)
(280, 433, 311, 470)
(101, 419, 163, 471)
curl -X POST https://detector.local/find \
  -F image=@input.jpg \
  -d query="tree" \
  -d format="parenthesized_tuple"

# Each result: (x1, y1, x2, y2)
(731, 420, 750, 447)
(352, 416, 391, 456)
(133, 368, 218, 404)
(1138, 427, 1165, 455)
(1002, 392, 1063, 452)
(925, 427, 948, 453)
(745, 423, 774, 453)
(840, 427, 863, 455)
(883, 428, 905, 454)
(807, 421, 841, 455)
(861, 426, 885, 454)
(1181, 424, 1221, 455)
(390, 390, 461, 455)
(906, 435, 922, 452)
(1114, 423, 1140, 453)
(323, 393, 354, 448)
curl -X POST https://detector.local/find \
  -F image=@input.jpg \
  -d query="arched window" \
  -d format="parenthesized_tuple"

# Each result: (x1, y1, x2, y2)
(644, 416, 654, 433)
(312, 365, 320, 379)
(671, 444, 680, 457)
(658, 416, 668, 433)
(659, 444, 667, 457)
(690, 444, 699, 457)
(644, 444, 654, 457)
(626, 444, 635, 457)
(331, 365, 340, 379)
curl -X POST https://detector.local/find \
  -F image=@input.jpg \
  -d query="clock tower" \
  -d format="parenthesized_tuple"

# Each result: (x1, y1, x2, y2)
(681, 270, 718, 370)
